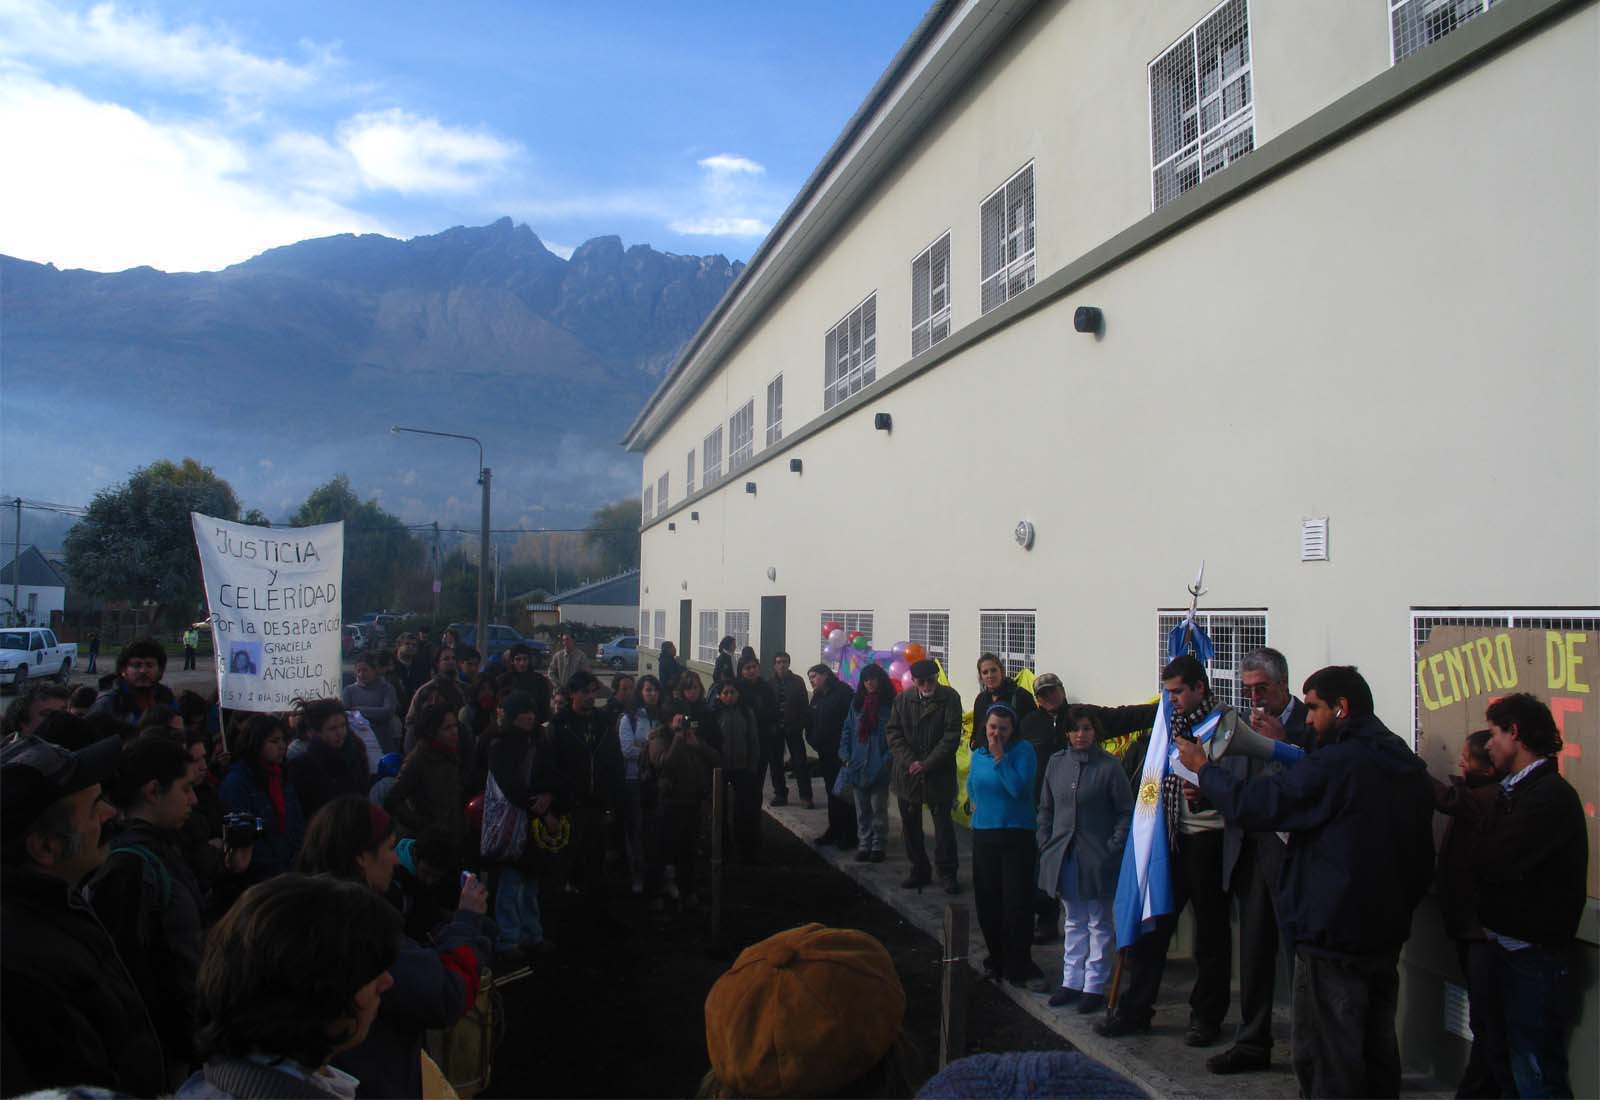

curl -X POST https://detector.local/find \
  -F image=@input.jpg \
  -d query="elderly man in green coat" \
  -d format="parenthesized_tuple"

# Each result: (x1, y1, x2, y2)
(886, 658, 964, 893)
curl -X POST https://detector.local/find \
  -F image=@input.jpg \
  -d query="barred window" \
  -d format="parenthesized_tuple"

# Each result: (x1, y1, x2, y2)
(729, 400, 755, 471)
(653, 609, 667, 651)
(686, 449, 696, 496)
(820, 609, 875, 658)
(911, 232, 953, 355)
(641, 485, 654, 521)
(980, 610, 1037, 677)
(725, 610, 751, 654)
(698, 610, 720, 663)
(640, 609, 650, 647)
(766, 374, 784, 446)
(1391, 0, 1497, 64)
(1150, 0, 1254, 211)
(703, 426, 723, 487)
(909, 610, 951, 665)
(823, 294, 878, 411)
(1155, 609, 1268, 710)
(980, 164, 1035, 316)
(656, 472, 668, 516)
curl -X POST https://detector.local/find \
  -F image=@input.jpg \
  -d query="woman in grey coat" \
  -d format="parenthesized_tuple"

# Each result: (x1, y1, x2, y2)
(1036, 707, 1133, 1013)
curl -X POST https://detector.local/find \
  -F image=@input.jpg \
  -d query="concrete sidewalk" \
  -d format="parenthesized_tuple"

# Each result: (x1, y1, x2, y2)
(763, 794, 1446, 1100)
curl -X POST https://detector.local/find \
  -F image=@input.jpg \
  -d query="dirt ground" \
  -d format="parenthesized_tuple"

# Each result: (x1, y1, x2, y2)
(483, 811, 1071, 1099)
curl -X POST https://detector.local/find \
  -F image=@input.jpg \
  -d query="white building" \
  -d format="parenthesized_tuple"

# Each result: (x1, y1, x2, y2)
(0, 546, 66, 627)
(625, 0, 1598, 1086)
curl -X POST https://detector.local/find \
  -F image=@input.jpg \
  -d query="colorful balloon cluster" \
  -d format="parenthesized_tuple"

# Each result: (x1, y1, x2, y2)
(820, 622, 930, 691)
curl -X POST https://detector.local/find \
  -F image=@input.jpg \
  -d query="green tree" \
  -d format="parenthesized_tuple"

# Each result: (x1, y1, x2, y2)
(583, 498, 641, 574)
(63, 458, 246, 627)
(290, 476, 422, 617)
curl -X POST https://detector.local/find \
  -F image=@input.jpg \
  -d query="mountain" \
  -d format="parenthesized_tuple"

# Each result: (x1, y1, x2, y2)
(0, 219, 741, 526)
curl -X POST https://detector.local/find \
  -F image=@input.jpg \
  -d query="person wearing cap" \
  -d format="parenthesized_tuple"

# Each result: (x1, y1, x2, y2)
(1021, 673, 1072, 943)
(0, 734, 167, 1096)
(886, 658, 965, 894)
(700, 922, 912, 1098)
(89, 636, 178, 727)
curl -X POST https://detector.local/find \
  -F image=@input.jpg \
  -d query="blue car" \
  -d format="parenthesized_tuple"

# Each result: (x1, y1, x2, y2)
(597, 635, 638, 670)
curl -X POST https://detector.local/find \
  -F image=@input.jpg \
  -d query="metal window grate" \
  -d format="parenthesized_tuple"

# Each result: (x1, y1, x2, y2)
(980, 166, 1035, 316)
(653, 610, 666, 651)
(1155, 609, 1268, 709)
(820, 609, 875, 659)
(640, 609, 650, 648)
(702, 426, 723, 487)
(909, 610, 951, 665)
(656, 472, 669, 517)
(1390, 0, 1497, 64)
(824, 295, 878, 411)
(698, 610, 721, 663)
(725, 610, 751, 654)
(641, 485, 654, 521)
(686, 449, 696, 496)
(1150, 0, 1255, 211)
(729, 400, 755, 471)
(911, 232, 953, 355)
(766, 374, 784, 446)
(980, 610, 1037, 677)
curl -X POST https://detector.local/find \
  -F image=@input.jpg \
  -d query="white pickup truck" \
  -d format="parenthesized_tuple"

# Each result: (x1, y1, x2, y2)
(0, 627, 77, 689)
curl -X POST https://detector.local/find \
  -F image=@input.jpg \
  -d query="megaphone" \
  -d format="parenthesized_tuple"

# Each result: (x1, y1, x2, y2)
(1205, 718, 1306, 766)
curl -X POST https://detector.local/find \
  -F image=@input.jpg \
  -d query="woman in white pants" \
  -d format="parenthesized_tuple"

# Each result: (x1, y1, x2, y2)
(1036, 707, 1134, 1014)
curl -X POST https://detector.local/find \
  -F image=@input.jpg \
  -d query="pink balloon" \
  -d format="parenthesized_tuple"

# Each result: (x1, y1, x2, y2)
(889, 658, 910, 680)
(899, 670, 916, 692)
(891, 641, 909, 660)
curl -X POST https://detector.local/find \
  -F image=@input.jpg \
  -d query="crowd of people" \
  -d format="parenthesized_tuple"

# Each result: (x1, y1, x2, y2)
(0, 625, 1589, 1099)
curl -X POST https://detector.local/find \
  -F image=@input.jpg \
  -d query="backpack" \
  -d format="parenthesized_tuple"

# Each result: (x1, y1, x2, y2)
(109, 842, 173, 909)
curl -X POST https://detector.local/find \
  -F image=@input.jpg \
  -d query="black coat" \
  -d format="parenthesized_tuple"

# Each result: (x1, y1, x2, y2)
(770, 669, 810, 734)
(712, 651, 735, 685)
(972, 678, 1036, 748)
(1472, 759, 1588, 946)
(289, 737, 371, 822)
(548, 705, 623, 809)
(735, 676, 780, 738)
(1019, 707, 1071, 805)
(658, 653, 684, 694)
(807, 677, 854, 758)
(1198, 712, 1435, 958)
(0, 867, 166, 1096)
(1220, 697, 1310, 889)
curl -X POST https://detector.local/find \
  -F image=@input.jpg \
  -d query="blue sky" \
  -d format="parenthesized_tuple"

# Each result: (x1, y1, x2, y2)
(0, 0, 929, 272)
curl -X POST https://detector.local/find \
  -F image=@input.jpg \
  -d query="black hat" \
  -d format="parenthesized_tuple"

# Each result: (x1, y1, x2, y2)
(909, 659, 939, 682)
(1, 735, 122, 845)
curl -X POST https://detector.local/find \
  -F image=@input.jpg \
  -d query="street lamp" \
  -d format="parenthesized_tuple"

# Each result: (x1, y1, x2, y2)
(390, 426, 491, 651)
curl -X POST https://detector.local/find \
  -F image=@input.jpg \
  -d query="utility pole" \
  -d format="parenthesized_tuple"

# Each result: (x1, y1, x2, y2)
(10, 498, 20, 628)
(477, 465, 491, 641)
(431, 521, 440, 624)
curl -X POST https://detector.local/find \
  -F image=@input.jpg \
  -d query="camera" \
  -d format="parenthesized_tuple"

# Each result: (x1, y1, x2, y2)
(223, 812, 264, 849)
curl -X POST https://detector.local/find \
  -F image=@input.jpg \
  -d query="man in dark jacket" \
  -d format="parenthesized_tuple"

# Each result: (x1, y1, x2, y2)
(1, 734, 167, 1097)
(547, 671, 623, 917)
(1177, 665, 1435, 1100)
(88, 637, 178, 727)
(1022, 673, 1073, 940)
(504, 644, 553, 722)
(486, 692, 566, 962)
(886, 659, 964, 893)
(768, 651, 814, 808)
(734, 656, 784, 805)
(288, 698, 369, 821)
(807, 663, 857, 848)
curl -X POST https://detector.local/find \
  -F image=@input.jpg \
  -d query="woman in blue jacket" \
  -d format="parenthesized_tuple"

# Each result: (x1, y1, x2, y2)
(837, 663, 894, 861)
(217, 714, 305, 881)
(967, 703, 1046, 990)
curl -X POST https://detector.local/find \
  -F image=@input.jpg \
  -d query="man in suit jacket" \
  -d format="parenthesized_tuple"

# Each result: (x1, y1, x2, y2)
(1209, 646, 1311, 1075)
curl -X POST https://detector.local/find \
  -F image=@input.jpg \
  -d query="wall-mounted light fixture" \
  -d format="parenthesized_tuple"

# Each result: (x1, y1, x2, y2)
(1073, 306, 1104, 335)
(681, 580, 688, 590)
(766, 567, 777, 582)
(873, 413, 892, 432)
(1014, 520, 1036, 551)
(789, 458, 803, 473)
(745, 481, 757, 495)
(667, 522, 676, 532)
(690, 511, 700, 522)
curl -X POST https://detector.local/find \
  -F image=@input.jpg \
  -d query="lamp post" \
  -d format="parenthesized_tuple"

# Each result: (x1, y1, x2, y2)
(391, 426, 491, 651)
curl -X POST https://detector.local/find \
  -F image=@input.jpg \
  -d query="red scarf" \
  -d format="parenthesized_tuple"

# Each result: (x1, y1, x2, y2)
(859, 693, 880, 744)
(262, 762, 287, 831)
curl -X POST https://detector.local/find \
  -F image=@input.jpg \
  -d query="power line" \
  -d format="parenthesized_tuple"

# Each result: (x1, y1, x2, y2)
(6, 498, 633, 535)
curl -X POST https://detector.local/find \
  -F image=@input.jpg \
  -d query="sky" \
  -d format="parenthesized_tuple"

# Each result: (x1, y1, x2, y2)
(0, 0, 931, 273)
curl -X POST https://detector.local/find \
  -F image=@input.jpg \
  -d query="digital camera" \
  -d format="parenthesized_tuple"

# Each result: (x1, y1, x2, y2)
(223, 812, 265, 849)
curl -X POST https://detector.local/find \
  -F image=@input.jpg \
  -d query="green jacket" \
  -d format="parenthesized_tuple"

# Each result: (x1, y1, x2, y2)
(885, 684, 963, 805)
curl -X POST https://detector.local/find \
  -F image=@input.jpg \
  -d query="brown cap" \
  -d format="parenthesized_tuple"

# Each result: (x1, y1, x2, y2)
(704, 923, 905, 1097)
(1033, 672, 1064, 694)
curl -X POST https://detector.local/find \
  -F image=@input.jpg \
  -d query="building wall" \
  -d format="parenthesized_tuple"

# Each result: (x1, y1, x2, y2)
(638, 4, 1599, 1089)
(5, 585, 65, 627)
(557, 602, 638, 631)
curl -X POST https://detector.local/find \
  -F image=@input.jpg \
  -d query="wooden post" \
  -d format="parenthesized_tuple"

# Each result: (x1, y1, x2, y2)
(1106, 948, 1126, 1014)
(710, 767, 725, 948)
(939, 903, 969, 1068)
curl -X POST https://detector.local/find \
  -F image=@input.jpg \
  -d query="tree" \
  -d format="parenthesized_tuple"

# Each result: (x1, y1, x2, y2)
(63, 458, 245, 627)
(289, 476, 422, 618)
(583, 498, 641, 575)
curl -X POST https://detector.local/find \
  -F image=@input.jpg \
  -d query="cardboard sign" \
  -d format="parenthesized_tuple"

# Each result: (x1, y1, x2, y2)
(1417, 626, 1597, 898)
(191, 513, 344, 713)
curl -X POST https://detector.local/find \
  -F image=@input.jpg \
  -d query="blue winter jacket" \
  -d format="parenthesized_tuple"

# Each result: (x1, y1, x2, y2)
(838, 699, 891, 790)
(967, 740, 1037, 831)
(217, 762, 305, 880)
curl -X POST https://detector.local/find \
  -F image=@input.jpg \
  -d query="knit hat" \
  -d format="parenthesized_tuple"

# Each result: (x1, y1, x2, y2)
(704, 923, 905, 1097)
(917, 1052, 1145, 1099)
(376, 752, 404, 779)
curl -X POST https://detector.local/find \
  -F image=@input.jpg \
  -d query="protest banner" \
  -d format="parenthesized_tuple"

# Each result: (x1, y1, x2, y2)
(191, 512, 344, 713)
(1416, 625, 1597, 898)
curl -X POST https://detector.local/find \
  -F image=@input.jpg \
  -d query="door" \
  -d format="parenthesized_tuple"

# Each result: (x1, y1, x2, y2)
(679, 599, 692, 658)
(759, 595, 786, 675)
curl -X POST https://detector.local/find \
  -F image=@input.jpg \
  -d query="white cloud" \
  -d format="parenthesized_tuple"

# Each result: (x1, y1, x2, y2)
(0, 74, 386, 271)
(544, 241, 575, 260)
(0, 0, 335, 103)
(338, 109, 520, 195)
(698, 153, 764, 176)
(258, 459, 274, 470)
(668, 216, 769, 237)
(664, 152, 776, 238)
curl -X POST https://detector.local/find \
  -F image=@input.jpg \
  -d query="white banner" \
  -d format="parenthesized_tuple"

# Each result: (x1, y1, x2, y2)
(191, 512, 344, 712)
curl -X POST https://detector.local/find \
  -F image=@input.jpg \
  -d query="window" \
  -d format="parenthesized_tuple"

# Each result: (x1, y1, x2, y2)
(823, 294, 877, 411)
(642, 485, 654, 520)
(1149, 0, 1254, 211)
(911, 232, 953, 355)
(765, 374, 784, 446)
(686, 449, 696, 496)
(653, 609, 666, 650)
(820, 609, 875, 658)
(698, 610, 721, 663)
(729, 400, 755, 471)
(909, 610, 951, 665)
(703, 426, 723, 487)
(725, 610, 751, 654)
(1154, 609, 1267, 709)
(656, 472, 668, 516)
(980, 610, 1037, 677)
(640, 609, 650, 647)
(1390, 0, 1497, 64)
(980, 164, 1035, 315)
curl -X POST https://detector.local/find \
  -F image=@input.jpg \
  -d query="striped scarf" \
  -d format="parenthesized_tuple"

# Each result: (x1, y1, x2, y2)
(1161, 697, 1215, 849)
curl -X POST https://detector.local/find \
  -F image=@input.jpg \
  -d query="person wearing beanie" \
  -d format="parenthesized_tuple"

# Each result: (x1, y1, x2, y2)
(916, 1052, 1144, 1099)
(699, 923, 912, 1098)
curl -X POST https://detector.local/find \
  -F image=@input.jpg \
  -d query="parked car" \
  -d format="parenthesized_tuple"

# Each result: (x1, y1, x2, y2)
(0, 628, 78, 690)
(598, 635, 639, 670)
(447, 624, 549, 667)
(342, 625, 369, 655)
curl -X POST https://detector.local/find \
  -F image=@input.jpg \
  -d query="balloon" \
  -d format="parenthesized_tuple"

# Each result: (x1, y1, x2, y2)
(822, 621, 842, 640)
(899, 670, 916, 692)
(851, 634, 871, 651)
(889, 658, 910, 680)
(903, 643, 927, 664)
(823, 640, 844, 660)
(871, 650, 894, 667)
(827, 628, 846, 650)
(891, 641, 909, 660)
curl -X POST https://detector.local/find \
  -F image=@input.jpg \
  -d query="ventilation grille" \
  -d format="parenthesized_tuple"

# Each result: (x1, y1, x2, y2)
(1301, 517, 1329, 562)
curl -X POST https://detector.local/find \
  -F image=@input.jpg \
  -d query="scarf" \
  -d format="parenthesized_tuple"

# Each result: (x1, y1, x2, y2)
(859, 693, 881, 744)
(1162, 696, 1215, 849)
(262, 762, 287, 831)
